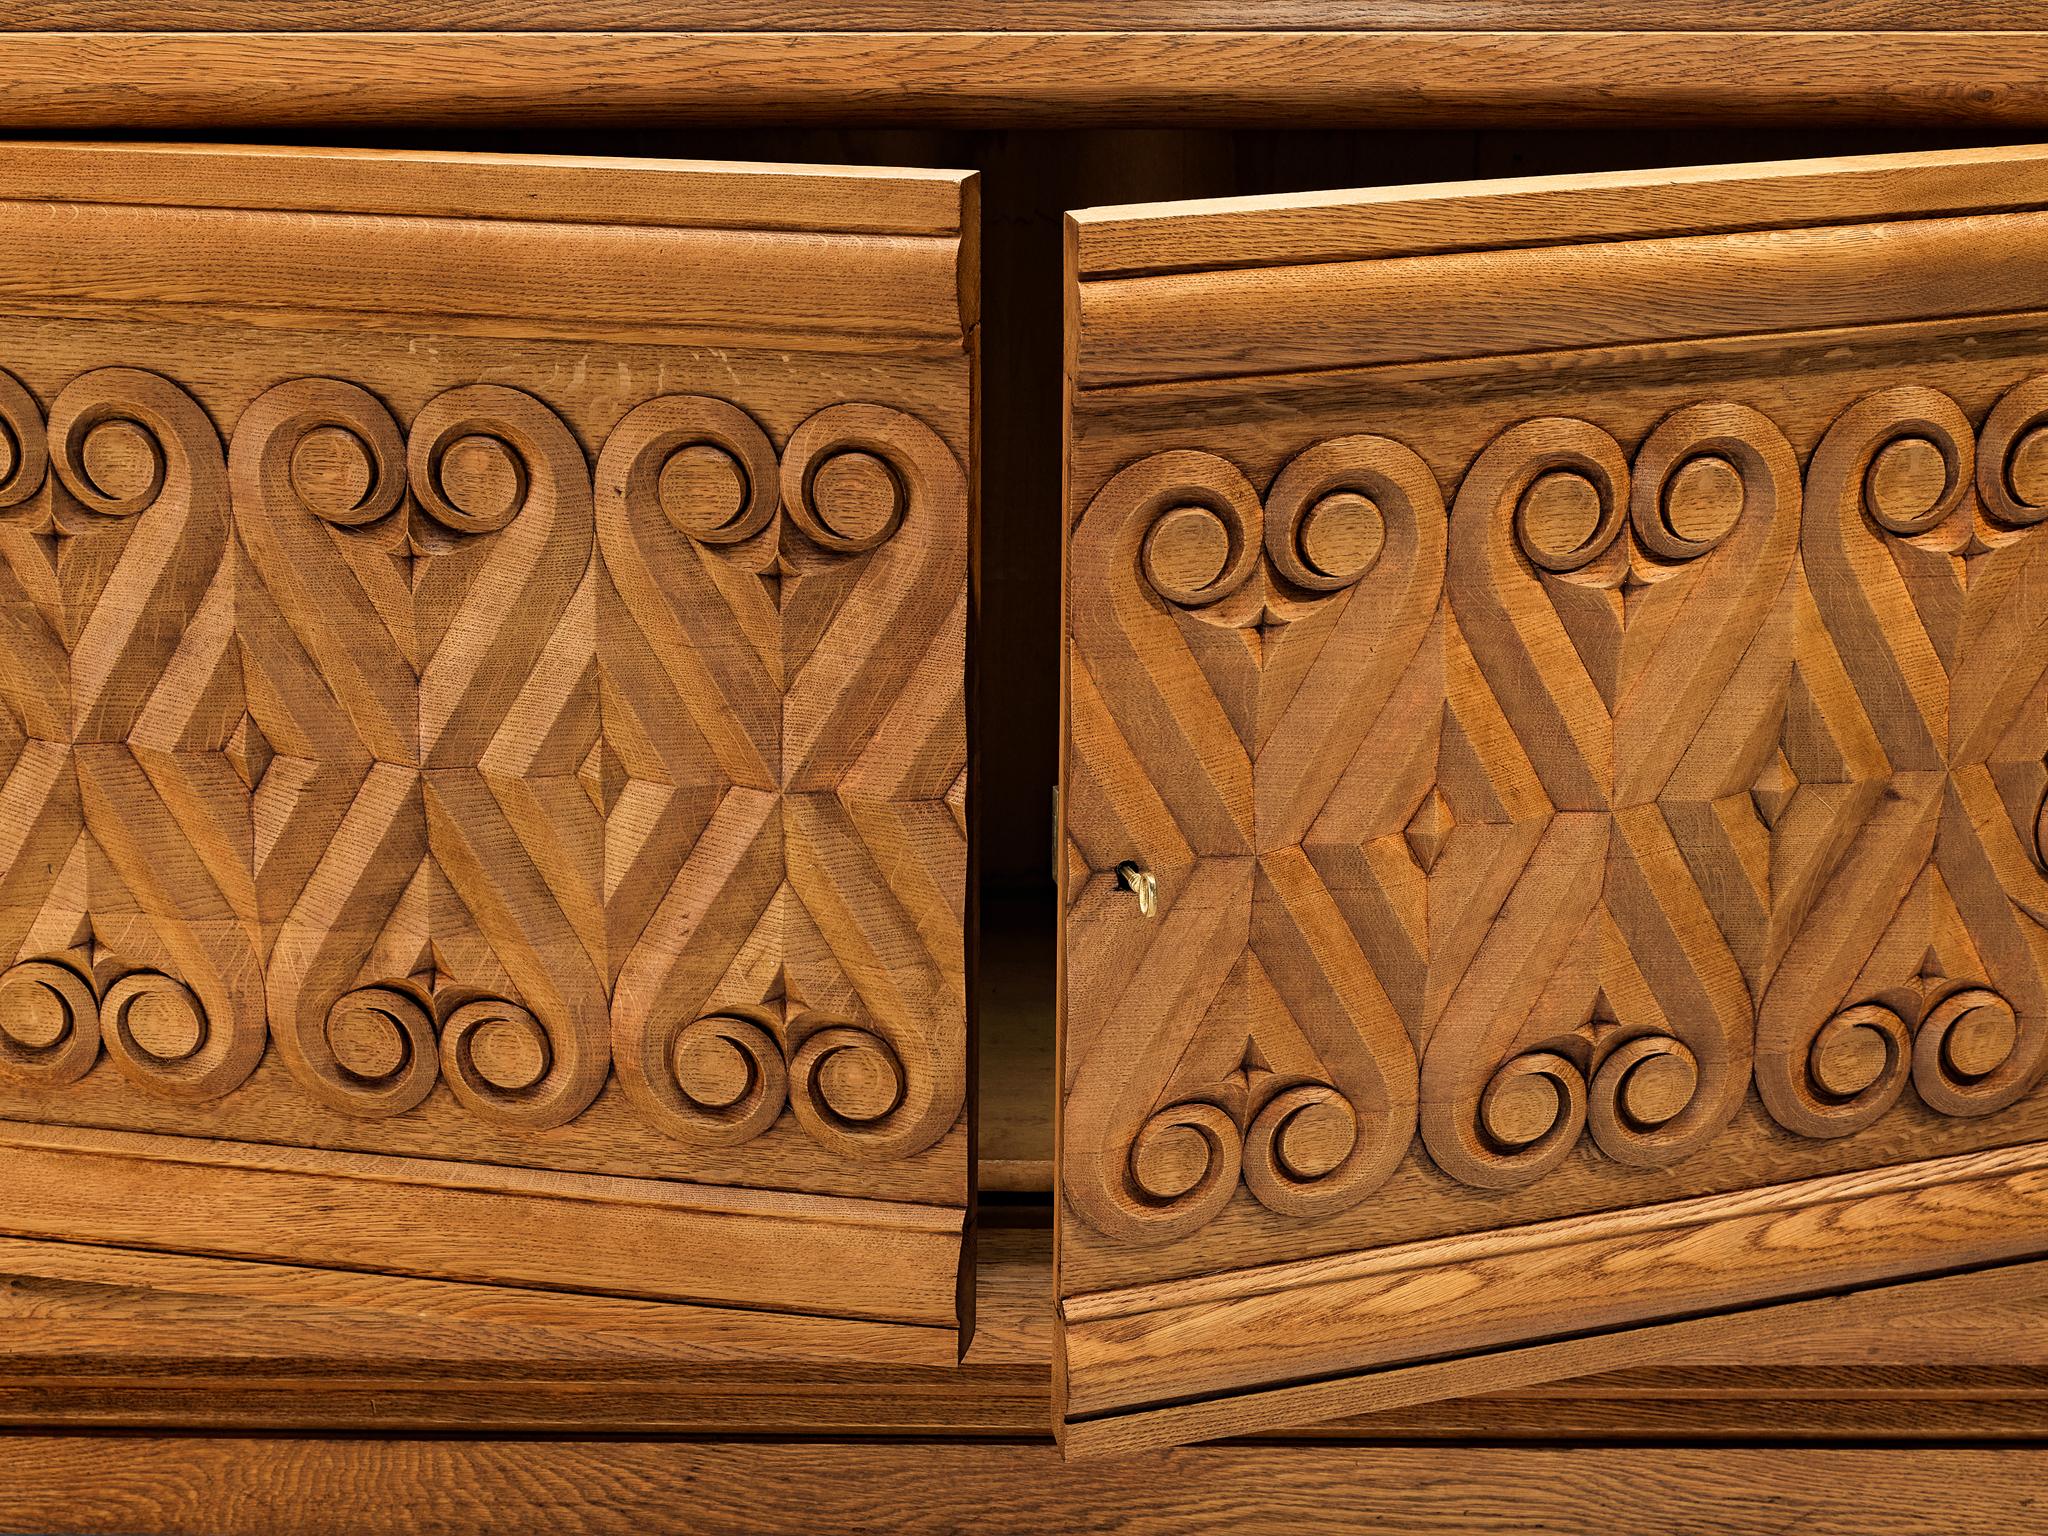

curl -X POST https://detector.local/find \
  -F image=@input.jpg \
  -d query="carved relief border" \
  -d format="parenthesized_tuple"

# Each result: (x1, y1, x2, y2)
(0, 365, 968, 1167)
(1065, 377, 2048, 1242)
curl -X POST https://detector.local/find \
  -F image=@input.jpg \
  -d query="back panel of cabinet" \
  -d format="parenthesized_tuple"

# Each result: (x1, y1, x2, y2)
(0, 142, 976, 1343)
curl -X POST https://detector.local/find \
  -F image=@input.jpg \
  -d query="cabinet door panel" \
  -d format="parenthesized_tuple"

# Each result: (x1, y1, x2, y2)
(0, 143, 974, 1343)
(1060, 144, 2048, 1450)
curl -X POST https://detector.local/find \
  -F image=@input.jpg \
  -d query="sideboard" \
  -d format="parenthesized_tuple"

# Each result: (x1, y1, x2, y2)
(0, 6, 2046, 1533)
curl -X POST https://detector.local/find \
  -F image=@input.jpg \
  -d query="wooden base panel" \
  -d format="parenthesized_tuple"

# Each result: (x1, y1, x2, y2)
(1060, 1142, 2048, 1450)
(0, 1437, 2043, 1536)
(0, 1221, 2036, 1445)
(0, 1120, 964, 1329)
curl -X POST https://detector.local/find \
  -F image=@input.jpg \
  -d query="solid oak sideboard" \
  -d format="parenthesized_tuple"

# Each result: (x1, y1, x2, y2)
(0, 7, 2046, 1532)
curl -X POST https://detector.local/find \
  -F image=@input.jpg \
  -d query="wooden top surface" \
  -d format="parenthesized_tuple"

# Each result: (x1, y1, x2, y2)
(7, 3, 2048, 29)
(1, 14, 2047, 129)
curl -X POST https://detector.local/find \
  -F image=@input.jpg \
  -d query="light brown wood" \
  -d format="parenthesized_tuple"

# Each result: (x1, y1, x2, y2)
(0, 1119, 962, 1324)
(1060, 1142, 2048, 1447)
(13, 4, 2048, 27)
(0, 198, 966, 344)
(1076, 207, 2048, 387)
(1068, 1264, 2048, 1457)
(2, 32, 2048, 130)
(0, 1435, 2042, 1536)
(1061, 142, 2048, 1449)
(0, 142, 975, 1342)
(1072, 143, 2048, 276)
(0, 1217, 2037, 1443)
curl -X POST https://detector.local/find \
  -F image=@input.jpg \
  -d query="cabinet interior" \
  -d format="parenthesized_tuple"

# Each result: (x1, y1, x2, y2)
(55, 121, 2018, 1204)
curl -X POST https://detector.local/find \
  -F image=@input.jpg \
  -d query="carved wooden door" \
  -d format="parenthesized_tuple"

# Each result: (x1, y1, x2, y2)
(1060, 145, 2048, 1452)
(0, 143, 974, 1349)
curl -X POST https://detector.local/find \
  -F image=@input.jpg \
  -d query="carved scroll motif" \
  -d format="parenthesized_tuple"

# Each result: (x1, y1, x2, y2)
(1065, 439, 1439, 1241)
(42, 369, 264, 1101)
(236, 378, 608, 1130)
(1428, 405, 1796, 1188)
(0, 366, 964, 1165)
(1757, 380, 2048, 1137)
(1067, 386, 2048, 1244)
(600, 397, 968, 1162)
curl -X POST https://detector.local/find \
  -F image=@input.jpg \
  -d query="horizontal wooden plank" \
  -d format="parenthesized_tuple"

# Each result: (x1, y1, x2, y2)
(0, 1437, 2043, 1536)
(1, 33, 2047, 130)
(0, 198, 968, 343)
(1074, 207, 2048, 385)
(0, 1234, 960, 1369)
(0, 1120, 964, 1326)
(1073, 143, 2048, 277)
(0, 141, 969, 237)
(0, 1223, 2038, 1440)
(1062, 1141, 2048, 1425)
(1060, 1257, 2048, 1458)
(5, 4, 2045, 30)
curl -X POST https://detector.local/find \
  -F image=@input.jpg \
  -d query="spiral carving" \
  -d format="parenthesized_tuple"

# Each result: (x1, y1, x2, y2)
(1126, 437, 1422, 612)
(1062, 382, 2048, 1245)
(636, 397, 780, 547)
(98, 969, 247, 1101)
(48, 371, 179, 520)
(1975, 374, 2048, 528)
(0, 959, 100, 1085)
(1103, 1100, 1244, 1244)
(789, 1023, 912, 1156)
(1630, 403, 1789, 562)
(1264, 441, 1394, 593)
(1241, 1081, 1368, 1218)
(627, 1011, 789, 1147)
(1506, 418, 1630, 574)
(312, 985, 439, 1118)
(0, 361, 970, 1170)
(0, 368, 49, 511)
(781, 403, 922, 555)
(410, 397, 531, 536)
(1469, 1050, 1589, 1186)
(1913, 987, 2035, 1118)
(245, 376, 409, 532)
(1587, 1034, 1703, 1164)
(1124, 452, 1265, 610)
(1778, 1002, 1914, 1138)
(438, 995, 586, 1130)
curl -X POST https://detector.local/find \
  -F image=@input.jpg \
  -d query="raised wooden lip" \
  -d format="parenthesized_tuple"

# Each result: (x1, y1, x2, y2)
(1070, 141, 2048, 277)
(1057, 1140, 2048, 1453)
(0, 141, 972, 237)
(0, 1120, 966, 1328)
(1071, 210, 2048, 387)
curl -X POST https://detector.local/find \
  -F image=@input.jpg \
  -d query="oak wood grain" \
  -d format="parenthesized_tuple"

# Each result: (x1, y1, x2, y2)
(0, 141, 976, 1342)
(1072, 143, 2048, 278)
(1061, 141, 2048, 1448)
(0, 140, 970, 236)
(2, 33, 2048, 130)
(1061, 1144, 2048, 1449)
(0, 1120, 964, 1323)
(0, 1219, 2037, 1443)
(0, 1436, 2042, 1536)
(1076, 209, 2048, 387)
(12, 3, 2048, 28)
